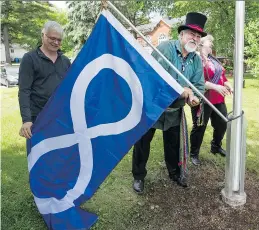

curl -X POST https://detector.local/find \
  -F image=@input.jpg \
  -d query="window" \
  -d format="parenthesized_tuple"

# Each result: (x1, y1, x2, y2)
(158, 33, 168, 45)
(10, 49, 14, 53)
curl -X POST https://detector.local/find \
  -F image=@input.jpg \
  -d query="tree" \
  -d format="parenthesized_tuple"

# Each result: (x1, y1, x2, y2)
(65, 1, 101, 51)
(1, 1, 50, 63)
(66, 0, 172, 49)
(1, 0, 73, 63)
(244, 1, 259, 76)
(167, 1, 235, 58)
(245, 20, 259, 76)
(167, 1, 259, 75)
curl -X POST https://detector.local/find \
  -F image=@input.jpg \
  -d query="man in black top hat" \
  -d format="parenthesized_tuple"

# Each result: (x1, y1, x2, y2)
(132, 12, 208, 194)
(178, 12, 207, 37)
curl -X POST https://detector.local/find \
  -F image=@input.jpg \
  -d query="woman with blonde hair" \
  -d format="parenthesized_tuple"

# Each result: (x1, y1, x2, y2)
(190, 34, 233, 166)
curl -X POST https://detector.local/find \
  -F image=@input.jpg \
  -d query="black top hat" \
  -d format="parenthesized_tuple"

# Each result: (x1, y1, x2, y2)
(178, 12, 207, 37)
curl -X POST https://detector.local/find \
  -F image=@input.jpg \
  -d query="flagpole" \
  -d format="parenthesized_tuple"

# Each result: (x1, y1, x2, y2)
(232, 0, 245, 192)
(221, 0, 246, 207)
(106, 1, 228, 123)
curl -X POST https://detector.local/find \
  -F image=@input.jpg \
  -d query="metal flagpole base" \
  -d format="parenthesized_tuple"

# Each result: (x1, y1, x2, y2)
(222, 112, 247, 207)
(221, 189, 246, 207)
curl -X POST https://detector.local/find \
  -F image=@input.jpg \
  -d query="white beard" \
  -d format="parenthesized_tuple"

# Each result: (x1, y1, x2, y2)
(184, 41, 197, 53)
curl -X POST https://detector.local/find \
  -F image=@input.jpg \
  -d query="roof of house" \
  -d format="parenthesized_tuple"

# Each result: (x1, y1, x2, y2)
(135, 16, 185, 35)
(135, 22, 158, 34)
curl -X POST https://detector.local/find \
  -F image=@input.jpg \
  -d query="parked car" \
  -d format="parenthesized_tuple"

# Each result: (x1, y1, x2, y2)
(1, 65, 19, 87)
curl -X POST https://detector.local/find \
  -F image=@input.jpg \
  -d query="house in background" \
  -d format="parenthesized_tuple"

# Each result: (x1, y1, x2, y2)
(135, 17, 184, 53)
(1, 43, 28, 63)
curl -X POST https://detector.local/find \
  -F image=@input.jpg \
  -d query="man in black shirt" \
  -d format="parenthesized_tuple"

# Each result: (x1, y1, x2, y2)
(18, 21, 71, 138)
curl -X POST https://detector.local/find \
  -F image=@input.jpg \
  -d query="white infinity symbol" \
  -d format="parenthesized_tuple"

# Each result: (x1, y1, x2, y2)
(28, 54, 144, 214)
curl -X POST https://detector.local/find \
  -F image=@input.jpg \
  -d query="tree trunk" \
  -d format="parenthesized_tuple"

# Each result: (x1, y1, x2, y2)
(132, 14, 137, 39)
(3, 24, 11, 64)
(132, 31, 138, 39)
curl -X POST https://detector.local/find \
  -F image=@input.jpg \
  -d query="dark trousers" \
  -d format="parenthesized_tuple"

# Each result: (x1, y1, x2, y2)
(132, 126, 180, 180)
(190, 103, 227, 157)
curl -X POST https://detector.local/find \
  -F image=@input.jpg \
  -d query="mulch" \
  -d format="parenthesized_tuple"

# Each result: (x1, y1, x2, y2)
(128, 159, 259, 230)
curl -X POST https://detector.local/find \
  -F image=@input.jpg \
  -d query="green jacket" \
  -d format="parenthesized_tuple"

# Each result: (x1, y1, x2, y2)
(152, 40, 205, 130)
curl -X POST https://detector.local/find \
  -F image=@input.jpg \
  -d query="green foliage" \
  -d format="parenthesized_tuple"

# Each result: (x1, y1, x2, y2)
(65, 1, 101, 50)
(170, 22, 181, 40)
(224, 65, 233, 72)
(1, 1, 50, 49)
(167, 1, 235, 57)
(167, 0, 259, 77)
(1, 0, 73, 52)
(66, 0, 172, 49)
(245, 20, 259, 76)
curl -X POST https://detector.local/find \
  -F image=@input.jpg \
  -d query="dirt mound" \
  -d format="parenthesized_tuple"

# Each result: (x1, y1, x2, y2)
(129, 161, 259, 230)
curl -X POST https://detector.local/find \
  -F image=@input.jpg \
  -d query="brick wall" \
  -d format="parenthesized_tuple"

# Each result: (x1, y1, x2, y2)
(137, 21, 171, 49)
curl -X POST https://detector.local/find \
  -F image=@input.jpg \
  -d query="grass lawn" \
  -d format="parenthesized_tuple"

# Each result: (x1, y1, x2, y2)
(1, 76, 259, 229)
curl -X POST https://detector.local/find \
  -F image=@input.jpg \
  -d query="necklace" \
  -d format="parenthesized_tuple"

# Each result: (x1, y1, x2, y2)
(178, 53, 195, 72)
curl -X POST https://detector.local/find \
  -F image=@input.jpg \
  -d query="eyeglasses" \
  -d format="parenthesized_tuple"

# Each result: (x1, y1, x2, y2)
(44, 34, 62, 43)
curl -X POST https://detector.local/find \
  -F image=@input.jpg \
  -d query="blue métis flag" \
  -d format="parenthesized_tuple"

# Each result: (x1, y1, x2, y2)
(27, 10, 184, 230)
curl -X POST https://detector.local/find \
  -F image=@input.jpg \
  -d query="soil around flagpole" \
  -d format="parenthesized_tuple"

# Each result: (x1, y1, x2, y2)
(126, 160, 259, 230)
